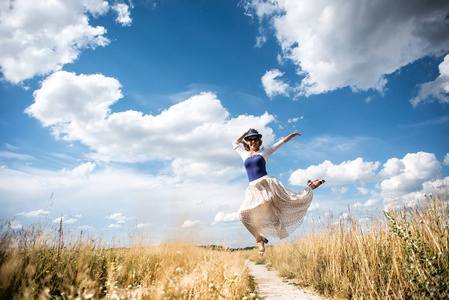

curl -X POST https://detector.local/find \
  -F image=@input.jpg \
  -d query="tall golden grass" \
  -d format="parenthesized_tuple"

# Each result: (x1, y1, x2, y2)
(251, 182, 449, 299)
(0, 222, 255, 299)
(2, 184, 447, 299)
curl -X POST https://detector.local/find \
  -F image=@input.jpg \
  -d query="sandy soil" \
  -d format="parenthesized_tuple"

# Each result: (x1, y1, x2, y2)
(246, 260, 330, 300)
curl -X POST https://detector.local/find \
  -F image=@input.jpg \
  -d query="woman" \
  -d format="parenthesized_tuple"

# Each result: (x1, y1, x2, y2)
(233, 128, 324, 256)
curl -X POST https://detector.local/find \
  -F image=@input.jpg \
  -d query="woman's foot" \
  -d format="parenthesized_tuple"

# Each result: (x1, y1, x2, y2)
(256, 236, 268, 257)
(308, 179, 325, 190)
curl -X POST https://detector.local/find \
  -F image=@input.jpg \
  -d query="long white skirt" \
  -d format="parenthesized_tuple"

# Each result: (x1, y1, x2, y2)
(238, 175, 313, 239)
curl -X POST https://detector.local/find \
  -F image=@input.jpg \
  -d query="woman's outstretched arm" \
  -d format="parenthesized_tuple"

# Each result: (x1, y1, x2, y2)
(282, 132, 301, 143)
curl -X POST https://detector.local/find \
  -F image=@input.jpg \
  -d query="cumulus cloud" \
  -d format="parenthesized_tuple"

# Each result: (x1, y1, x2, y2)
(78, 225, 95, 231)
(61, 162, 96, 177)
(9, 220, 23, 230)
(379, 152, 440, 194)
(261, 69, 291, 98)
(136, 223, 151, 229)
(52, 216, 77, 224)
(291, 151, 442, 209)
(444, 153, 449, 166)
(289, 157, 380, 186)
(287, 116, 303, 123)
(411, 54, 449, 107)
(181, 220, 201, 228)
(212, 211, 239, 225)
(26, 71, 123, 130)
(0, 160, 248, 242)
(108, 223, 122, 229)
(16, 209, 49, 217)
(0, 0, 111, 83)
(331, 186, 349, 194)
(357, 152, 442, 209)
(25, 71, 277, 179)
(244, 0, 449, 96)
(308, 202, 320, 212)
(357, 187, 370, 195)
(106, 212, 132, 224)
(382, 177, 448, 210)
(112, 3, 132, 26)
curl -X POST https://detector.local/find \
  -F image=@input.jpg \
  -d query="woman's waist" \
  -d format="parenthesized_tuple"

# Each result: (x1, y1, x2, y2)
(248, 174, 272, 185)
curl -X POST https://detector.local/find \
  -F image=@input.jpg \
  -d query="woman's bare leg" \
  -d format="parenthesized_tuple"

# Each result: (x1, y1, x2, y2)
(240, 218, 266, 254)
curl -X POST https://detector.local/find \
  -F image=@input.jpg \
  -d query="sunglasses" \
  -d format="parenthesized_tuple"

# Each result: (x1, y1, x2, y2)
(247, 138, 260, 142)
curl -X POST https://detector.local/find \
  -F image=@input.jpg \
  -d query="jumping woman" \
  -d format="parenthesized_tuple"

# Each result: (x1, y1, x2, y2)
(233, 128, 325, 256)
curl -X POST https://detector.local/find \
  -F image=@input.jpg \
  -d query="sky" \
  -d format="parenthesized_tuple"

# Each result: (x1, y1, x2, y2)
(1, 0, 448, 247)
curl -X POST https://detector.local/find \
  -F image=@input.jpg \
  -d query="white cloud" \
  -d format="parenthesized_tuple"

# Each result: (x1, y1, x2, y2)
(289, 157, 380, 186)
(0, 0, 110, 83)
(136, 223, 151, 229)
(78, 225, 95, 231)
(245, 0, 449, 96)
(52, 217, 77, 224)
(360, 198, 380, 208)
(61, 162, 96, 177)
(331, 186, 348, 194)
(0, 162, 248, 243)
(212, 211, 239, 225)
(339, 213, 349, 221)
(4, 143, 19, 151)
(181, 220, 201, 228)
(383, 177, 448, 210)
(357, 187, 370, 195)
(0, 151, 34, 161)
(352, 201, 362, 209)
(26, 71, 123, 130)
(256, 35, 267, 48)
(108, 223, 122, 229)
(25, 72, 277, 180)
(16, 209, 49, 218)
(106, 212, 132, 224)
(292, 152, 441, 209)
(358, 217, 371, 223)
(9, 220, 23, 229)
(112, 3, 132, 26)
(261, 69, 290, 98)
(411, 54, 449, 107)
(379, 152, 440, 194)
(444, 153, 449, 166)
(288, 116, 303, 123)
(308, 202, 320, 212)
(359, 152, 442, 209)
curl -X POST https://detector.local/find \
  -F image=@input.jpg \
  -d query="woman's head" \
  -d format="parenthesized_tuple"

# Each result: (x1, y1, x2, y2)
(244, 129, 262, 142)
(244, 129, 263, 151)
(246, 136, 262, 151)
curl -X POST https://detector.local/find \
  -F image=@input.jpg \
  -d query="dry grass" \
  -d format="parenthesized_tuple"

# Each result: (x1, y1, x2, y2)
(0, 223, 256, 299)
(250, 181, 449, 299)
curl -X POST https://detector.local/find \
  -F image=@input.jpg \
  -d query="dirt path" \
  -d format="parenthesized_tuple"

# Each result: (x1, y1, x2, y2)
(246, 260, 330, 300)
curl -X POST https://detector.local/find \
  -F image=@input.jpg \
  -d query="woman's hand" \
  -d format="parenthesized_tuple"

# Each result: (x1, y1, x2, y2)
(283, 131, 301, 143)
(237, 129, 251, 143)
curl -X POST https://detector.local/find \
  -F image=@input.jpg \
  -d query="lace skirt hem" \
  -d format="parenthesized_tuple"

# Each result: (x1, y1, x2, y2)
(238, 175, 313, 239)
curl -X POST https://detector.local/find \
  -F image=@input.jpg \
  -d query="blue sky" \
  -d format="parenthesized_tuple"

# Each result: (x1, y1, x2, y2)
(1, 0, 448, 247)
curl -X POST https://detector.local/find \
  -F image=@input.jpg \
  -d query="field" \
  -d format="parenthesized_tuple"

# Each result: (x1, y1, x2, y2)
(1, 182, 448, 299)
(250, 182, 449, 299)
(0, 225, 256, 299)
